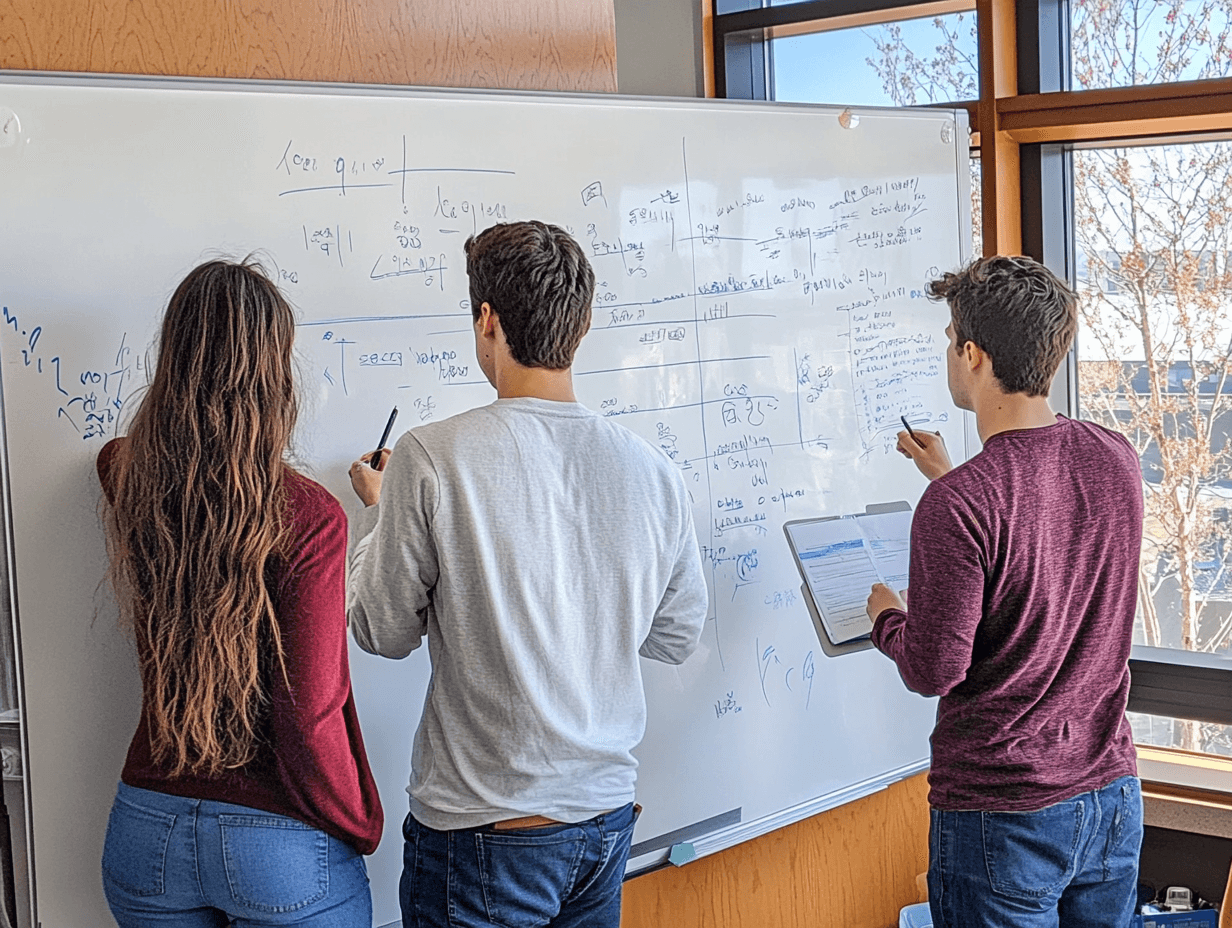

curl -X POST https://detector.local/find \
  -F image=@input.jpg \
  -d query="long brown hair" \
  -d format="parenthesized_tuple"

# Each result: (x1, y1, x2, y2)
(105, 259, 299, 776)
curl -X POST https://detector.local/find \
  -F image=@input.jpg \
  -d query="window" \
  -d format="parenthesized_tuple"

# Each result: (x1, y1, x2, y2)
(771, 11, 977, 107)
(1071, 0, 1232, 90)
(968, 153, 982, 259)
(1074, 138, 1232, 757)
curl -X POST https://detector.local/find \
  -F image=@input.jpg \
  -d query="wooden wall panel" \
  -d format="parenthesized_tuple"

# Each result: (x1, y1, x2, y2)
(975, 0, 1021, 256)
(0, 0, 617, 92)
(622, 773, 931, 928)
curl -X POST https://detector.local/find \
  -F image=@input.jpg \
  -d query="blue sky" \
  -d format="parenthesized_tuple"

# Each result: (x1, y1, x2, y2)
(771, 13, 976, 107)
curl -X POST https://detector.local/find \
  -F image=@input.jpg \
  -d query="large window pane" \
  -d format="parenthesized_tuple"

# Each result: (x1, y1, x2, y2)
(772, 11, 978, 106)
(1074, 140, 1232, 755)
(970, 154, 982, 258)
(1071, 0, 1232, 90)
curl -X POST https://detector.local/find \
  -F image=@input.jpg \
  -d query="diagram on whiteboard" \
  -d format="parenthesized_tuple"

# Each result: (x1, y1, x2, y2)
(5, 127, 960, 680)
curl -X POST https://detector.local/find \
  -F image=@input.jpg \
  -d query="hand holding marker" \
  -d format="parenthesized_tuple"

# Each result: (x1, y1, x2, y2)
(900, 414, 926, 448)
(371, 407, 398, 470)
(898, 414, 953, 480)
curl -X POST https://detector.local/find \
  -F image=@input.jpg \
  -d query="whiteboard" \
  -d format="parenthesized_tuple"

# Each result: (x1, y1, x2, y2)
(0, 74, 969, 928)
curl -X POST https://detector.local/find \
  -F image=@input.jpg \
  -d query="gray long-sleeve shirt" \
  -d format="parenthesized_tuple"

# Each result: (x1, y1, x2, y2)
(348, 397, 709, 830)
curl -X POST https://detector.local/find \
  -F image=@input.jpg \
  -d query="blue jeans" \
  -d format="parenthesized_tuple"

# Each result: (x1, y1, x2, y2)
(928, 775, 1143, 928)
(102, 782, 372, 927)
(400, 803, 637, 928)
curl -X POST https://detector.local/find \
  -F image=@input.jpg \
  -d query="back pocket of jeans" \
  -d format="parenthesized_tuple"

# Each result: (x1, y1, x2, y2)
(476, 831, 585, 928)
(219, 813, 328, 913)
(982, 800, 1084, 902)
(102, 794, 177, 897)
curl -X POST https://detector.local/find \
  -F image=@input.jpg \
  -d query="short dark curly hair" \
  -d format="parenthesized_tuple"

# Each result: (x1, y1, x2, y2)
(928, 255, 1077, 397)
(464, 221, 594, 370)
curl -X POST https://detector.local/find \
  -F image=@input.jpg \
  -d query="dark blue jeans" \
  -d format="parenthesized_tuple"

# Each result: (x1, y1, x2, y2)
(928, 775, 1143, 928)
(101, 782, 372, 927)
(400, 803, 637, 928)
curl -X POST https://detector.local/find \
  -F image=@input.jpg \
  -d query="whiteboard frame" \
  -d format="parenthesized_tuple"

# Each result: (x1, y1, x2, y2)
(0, 68, 973, 121)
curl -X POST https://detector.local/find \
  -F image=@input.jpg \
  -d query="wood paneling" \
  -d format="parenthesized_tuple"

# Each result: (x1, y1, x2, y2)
(1222, 860, 1232, 928)
(998, 78, 1232, 144)
(763, 0, 973, 42)
(701, 0, 715, 98)
(976, 0, 1021, 257)
(621, 773, 930, 928)
(0, 0, 617, 92)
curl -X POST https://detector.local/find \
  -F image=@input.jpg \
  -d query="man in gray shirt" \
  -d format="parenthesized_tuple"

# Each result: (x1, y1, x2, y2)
(347, 220, 709, 928)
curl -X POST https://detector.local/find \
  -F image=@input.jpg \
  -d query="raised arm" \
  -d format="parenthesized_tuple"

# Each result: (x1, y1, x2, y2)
(347, 433, 441, 658)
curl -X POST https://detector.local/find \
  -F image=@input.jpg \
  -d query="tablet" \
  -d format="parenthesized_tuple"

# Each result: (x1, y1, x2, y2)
(783, 501, 913, 648)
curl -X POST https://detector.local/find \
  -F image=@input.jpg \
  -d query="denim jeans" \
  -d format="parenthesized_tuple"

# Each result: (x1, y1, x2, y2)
(101, 782, 372, 927)
(400, 803, 637, 928)
(928, 775, 1143, 928)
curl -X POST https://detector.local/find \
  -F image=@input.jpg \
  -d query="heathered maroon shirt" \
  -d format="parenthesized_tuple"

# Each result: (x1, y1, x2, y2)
(872, 416, 1142, 811)
(98, 438, 383, 854)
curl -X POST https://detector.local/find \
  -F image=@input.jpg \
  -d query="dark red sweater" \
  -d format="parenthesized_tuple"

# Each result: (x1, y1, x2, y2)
(98, 439, 383, 853)
(872, 416, 1141, 811)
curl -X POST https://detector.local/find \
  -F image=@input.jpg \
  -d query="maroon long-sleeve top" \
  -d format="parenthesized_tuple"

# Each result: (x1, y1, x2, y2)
(872, 416, 1142, 811)
(98, 438, 383, 853)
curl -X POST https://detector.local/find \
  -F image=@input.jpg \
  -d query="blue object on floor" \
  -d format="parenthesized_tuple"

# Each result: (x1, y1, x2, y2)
(1131, 913, 1218, 927)
(899, 902, 932, 927)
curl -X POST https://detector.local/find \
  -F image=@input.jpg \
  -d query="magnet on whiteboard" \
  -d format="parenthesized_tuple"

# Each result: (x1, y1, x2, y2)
(668, 842, 697, 866)
(838, 108, 860, 130)
(940, 121, 954, 144)
(0, 108, 20, 148)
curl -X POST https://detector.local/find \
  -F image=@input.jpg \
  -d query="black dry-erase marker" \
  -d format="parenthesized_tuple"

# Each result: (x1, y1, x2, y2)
(372, 407, 398, 469)
(900, 414, 926, 448)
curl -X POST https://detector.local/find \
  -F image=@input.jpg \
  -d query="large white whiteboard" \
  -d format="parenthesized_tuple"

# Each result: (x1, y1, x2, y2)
(0, 75, 969, 928)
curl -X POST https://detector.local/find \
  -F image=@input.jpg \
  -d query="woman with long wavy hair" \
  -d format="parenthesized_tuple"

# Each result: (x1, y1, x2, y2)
(97, 259, 382, 927)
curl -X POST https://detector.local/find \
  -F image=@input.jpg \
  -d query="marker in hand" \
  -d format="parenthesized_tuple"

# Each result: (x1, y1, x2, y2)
(371, 407, 398, 470)
(900, 414, 926, 448)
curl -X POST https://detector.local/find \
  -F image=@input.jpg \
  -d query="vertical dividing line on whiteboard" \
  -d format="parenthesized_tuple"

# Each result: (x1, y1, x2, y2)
(681, 137, 723, 671)
(793, 348, 804, 449)
(401, 134, 407, 209)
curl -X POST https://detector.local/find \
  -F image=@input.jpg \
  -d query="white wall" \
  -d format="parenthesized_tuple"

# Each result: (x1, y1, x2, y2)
(613, 0, 704, 97)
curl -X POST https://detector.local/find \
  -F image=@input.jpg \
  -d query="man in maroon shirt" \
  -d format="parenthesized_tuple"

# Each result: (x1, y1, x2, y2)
(865, 255, 1143, 928)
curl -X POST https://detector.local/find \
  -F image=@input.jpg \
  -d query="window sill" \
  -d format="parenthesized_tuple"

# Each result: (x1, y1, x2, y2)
(1138, 746, 1232, 839)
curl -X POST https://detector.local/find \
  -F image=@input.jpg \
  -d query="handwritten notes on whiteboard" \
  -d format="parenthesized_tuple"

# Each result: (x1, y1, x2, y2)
(0, 78, 967, 925)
